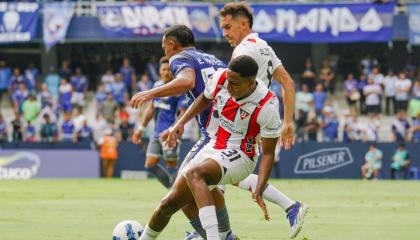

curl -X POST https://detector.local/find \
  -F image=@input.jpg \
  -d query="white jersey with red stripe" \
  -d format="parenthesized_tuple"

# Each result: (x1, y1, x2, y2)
(203, 69, 282, 158)
(232, 33, 282, 88)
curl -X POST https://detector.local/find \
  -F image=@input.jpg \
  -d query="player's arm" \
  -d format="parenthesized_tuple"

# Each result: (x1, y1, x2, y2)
(272, 65, 295, 150)
(132, 102, 154, 144)
(163, 93, 212, 149)
(130, 68, 195, 108)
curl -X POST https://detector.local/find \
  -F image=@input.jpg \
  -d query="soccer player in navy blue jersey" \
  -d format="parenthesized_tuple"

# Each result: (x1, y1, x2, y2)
(132, 57, 188, 189)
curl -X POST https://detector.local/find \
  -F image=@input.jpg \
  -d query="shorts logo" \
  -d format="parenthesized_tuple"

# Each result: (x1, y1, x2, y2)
(239, 108, 250, 120)
(294, 148, 353, 174)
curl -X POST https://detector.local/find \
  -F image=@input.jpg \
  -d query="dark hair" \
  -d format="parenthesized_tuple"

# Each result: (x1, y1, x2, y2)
(220, 2, 253, 28)
(159, 56, 169, 65)
(163, 25, 194, 47)
(228, 55, 258, 78)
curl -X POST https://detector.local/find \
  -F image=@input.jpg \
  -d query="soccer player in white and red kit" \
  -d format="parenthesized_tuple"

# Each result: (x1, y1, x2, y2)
(218, 2, 307, 238)
(140, 56, 280, 240)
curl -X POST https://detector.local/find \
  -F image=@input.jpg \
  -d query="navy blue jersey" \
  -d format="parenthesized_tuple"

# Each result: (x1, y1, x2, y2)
(169, 48, 226, 135)
(153, 81, 188, 138)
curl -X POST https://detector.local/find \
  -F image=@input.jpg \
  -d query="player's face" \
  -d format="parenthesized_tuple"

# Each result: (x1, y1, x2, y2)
(162, 36, 176, 59)
(226, 69, 253, 99)
(160, 63, 173, 83)
(220, 15, 244, 47)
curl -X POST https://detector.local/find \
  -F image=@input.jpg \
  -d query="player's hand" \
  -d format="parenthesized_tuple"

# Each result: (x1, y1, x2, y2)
(162, 125, 184, 150)
(132, 128, 144, 144)
(252, 192, 270, 221)
(280, 121, 294, 150)
(130, 91, 153, 108)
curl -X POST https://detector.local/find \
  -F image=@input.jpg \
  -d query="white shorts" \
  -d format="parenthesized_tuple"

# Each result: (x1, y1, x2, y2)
(180, 143, 257, 188)
(71, 92, 85, 106)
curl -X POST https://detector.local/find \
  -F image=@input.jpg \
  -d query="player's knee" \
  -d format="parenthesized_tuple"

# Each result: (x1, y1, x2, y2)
(185, 166, 205, 184)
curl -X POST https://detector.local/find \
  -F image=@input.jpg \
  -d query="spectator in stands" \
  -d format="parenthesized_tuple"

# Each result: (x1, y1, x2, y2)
(59, 60, 72, 81)
(412, 112, 420, 142)
(111, 73, 128, 106)
(303, 111, 319, 142)
(73, 106, 86, 132)
(11, 112, 23, 142)
(70, 67, 88, 108)
(369, 66, 384, 88)
(319, 59, 335, 95)
(77, 119, 94, 142)
(344, 112, 362, 142)
(101, 67, 115, 93)
(360, 54, 378, 76)
(137, 73, 153, 93)
(38, 83, 53, 109)
(391, 110, 411, 142)
(344, 73, 360, 113)
(119, 57, 136, 97)
(361, 114, 380, 142)
(93, 113, 108, 143)
(358, 73, 368, 115)
(361, 144, 383, 180)
(0, 114, 7, 142)
(60, 112, 75, 142)
(95, 83, 107, 111)
(313, 83, 327, 116)
(390, 143, 411, 179)
(408, 80, 420, 120)
(59, 78, 73, 113)
(8, 67, 25, 94)
(101, 92, 118, 123)
(363, 77, 382, 115)
(24, 62, 39, 92)
(40, 114, 58, 142)
(146, 57, 159, 82)
(36, 102, 58, 127)
(296, 84, 313, 117)
(394, 71, 412, 112)
(320, 106, 338, 142)
(44, 66, 60, 101)
(0, 60, 12, 106)
(22, 94, 41, 124)
(383, 69, 397, 115)
(12, 83, 29, 113)
(119, 116, 134, 141)
(301, 58, 316, 91)
(24, 121, 36, 142)
(98, 128, 119, 178)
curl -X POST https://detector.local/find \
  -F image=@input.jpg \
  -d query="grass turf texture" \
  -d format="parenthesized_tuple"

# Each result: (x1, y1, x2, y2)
(0, 179, 419, 240)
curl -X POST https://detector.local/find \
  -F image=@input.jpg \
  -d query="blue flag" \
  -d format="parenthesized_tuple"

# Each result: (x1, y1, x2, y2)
(43, 2, 75, 50)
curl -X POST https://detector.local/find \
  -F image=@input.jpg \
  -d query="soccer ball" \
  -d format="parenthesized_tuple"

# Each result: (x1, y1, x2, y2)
(112, 220, 143, 240)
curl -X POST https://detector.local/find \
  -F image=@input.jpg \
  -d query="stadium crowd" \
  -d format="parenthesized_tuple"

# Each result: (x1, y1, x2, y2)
(0, 54, 419, 145)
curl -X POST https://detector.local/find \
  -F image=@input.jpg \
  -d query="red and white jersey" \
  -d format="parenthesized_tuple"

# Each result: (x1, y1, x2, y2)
(232, 33, 282, 88)
(204, 69, 282, 157)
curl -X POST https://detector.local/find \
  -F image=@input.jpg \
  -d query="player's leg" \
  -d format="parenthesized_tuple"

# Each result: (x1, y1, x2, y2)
(140, 174, 195, 240)
(184, 158, 224, 240)
(234, 174, 308, 239)
(145, 137, 171, 188)
(162, 138, 180, 186)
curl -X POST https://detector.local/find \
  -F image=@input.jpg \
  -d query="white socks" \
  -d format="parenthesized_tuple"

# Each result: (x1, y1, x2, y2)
(199, 206, 219, 240)
(238, 174, 294, 211)
(139, 225, 160, 240)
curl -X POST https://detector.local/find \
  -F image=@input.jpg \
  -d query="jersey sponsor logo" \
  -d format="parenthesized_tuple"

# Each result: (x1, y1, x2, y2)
(239, 108, 250, 120)
(219, 115, 244, 136)
(294, 147, 353, 174)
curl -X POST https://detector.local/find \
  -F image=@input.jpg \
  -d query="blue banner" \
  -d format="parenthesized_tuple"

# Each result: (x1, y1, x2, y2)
(218, 2, 395, 43)
(43, 2, 75, 50)
(0, 2, 39, 43)
(97, 2, 218, 39)
(408, 4, 420, 45)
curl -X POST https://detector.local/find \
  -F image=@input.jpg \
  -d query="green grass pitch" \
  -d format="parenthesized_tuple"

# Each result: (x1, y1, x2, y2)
(0, 179, 419, 240)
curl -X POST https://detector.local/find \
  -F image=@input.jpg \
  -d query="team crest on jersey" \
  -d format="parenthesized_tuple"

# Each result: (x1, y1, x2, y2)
(239, 108, 250, 120)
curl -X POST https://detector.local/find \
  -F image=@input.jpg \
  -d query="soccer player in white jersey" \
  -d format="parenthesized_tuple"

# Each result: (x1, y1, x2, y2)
(218, 2, 307, 238)
(140, 56, 280, 240)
